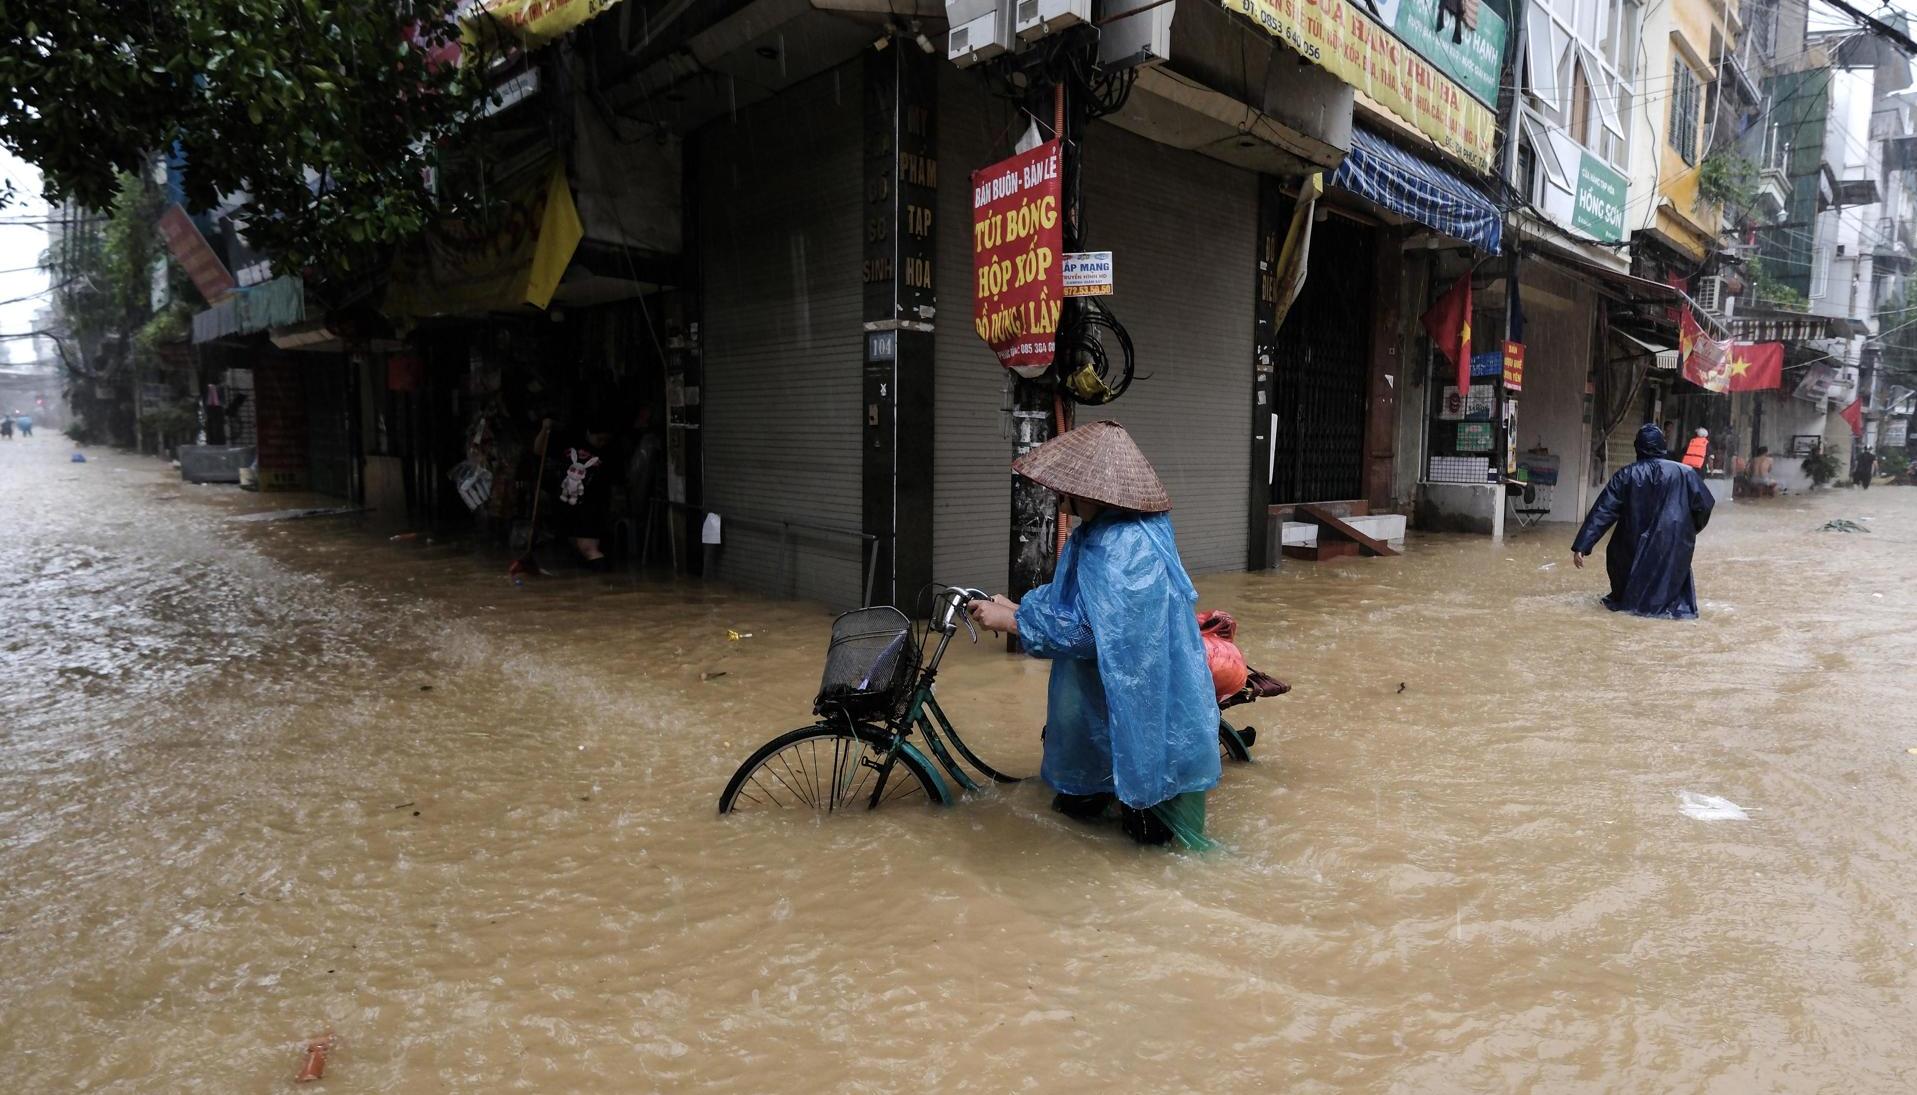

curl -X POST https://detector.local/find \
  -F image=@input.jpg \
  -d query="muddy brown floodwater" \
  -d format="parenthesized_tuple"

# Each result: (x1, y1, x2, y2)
(4, 437, 1917, 1092)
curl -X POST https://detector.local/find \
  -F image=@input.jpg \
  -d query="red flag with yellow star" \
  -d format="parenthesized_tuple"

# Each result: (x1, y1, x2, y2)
(1725, 342, 1783, 391)
(1421, 272, 1473, 398)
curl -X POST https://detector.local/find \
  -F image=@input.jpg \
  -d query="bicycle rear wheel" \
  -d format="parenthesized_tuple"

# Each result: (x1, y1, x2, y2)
(718, 723, 944, 814)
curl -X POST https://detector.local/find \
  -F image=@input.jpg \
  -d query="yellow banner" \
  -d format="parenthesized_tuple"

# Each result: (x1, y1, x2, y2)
(1222, 0, 1497, 172)
(464, 0, 624, 48)
(386, 162, 582, 319)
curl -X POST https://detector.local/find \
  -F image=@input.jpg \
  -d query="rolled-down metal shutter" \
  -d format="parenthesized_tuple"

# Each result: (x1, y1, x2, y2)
(700, 67, 863, 607)
(1081, 123, 1256, 574)
(932, 68, 1018, 594)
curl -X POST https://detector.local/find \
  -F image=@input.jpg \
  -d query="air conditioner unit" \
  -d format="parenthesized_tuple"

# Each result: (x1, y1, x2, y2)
(947, 1, 1014, 68)
(1097, 0, 1174, 69)
(1695, 275, 1726, 315)
(1015, 0, 1090, 41)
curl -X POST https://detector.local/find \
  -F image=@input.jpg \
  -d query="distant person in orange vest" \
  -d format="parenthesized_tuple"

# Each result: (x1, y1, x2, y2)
(1681, 428, 1709, 470)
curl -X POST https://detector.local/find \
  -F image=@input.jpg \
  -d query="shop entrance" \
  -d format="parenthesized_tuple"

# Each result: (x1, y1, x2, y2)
(1268, 216, 1374, 505)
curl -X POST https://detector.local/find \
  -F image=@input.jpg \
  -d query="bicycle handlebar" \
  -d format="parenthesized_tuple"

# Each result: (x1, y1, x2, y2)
(932, 585, 991, 643)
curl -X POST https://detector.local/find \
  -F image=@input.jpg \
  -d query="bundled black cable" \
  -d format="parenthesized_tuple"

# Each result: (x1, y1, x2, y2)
(1056, 297, 1136, 405)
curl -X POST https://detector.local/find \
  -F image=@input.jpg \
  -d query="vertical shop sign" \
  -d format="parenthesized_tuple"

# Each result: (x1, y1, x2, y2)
(1502, 340, 1524, 391)
(972, 141, 1062, 376)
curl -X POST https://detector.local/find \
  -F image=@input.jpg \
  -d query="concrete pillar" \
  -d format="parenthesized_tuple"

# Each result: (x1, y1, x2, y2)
(861, 45, 938, 608)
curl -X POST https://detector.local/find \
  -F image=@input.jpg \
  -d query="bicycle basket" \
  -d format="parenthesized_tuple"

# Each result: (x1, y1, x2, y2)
(814, 606, 919, 718)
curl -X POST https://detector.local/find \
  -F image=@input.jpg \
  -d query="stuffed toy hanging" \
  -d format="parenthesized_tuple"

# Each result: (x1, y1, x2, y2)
(560, 448, 600, 506)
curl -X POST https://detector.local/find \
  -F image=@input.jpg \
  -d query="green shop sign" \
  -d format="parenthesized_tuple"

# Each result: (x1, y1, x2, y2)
(1384, 0, 1509, 108)
(1572, 152, 1626, 241)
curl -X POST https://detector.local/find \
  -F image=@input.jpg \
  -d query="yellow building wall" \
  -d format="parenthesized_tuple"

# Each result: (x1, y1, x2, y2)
(1653, 0, 1732, 256)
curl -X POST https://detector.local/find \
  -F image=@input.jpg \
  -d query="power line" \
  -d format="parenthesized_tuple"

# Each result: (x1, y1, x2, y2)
(1817, 0, 1917, 55)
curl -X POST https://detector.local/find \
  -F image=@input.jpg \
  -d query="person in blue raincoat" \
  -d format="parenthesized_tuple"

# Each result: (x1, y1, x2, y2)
(1571, 423, 1715, 619)
(967, 421, 1221, 848)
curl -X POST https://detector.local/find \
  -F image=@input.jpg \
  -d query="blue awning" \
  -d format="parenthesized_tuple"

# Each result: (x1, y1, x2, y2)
(1329, 128, 1503, 254)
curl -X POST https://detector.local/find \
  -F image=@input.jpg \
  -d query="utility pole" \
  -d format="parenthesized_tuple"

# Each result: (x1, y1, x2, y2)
(1492, 0, 1530, 544)
(1006, 66, 1085, 627)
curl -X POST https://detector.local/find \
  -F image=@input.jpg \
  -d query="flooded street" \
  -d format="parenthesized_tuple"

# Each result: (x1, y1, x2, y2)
(4, 437, 1917, 1092)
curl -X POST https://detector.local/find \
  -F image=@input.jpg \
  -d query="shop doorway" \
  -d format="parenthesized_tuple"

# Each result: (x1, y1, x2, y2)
(1268, 216, 1374, 505)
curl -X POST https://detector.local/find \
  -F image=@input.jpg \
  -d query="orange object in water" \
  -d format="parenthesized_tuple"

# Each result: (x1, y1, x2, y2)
(295, 1032, 334, 1083)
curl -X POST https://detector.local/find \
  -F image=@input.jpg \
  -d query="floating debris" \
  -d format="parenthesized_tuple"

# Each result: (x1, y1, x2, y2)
(231, 506, 364, 524)
(295, 1031, 334, 1083)
(1818, 519, 1871, 533)
(1677, 790, 1749, 822)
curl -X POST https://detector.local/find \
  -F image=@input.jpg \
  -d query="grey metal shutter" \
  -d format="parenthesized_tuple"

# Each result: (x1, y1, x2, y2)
(700, 67, 864, 607)
(1081, 123, 1256, 574)
(932, 68, 1017, 594)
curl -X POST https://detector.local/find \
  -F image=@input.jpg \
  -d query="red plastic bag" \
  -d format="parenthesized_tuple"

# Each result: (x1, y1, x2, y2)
(1196, 611, 1247, 701)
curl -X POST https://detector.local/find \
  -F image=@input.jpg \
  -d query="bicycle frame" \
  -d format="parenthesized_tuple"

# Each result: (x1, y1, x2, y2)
(852, 591, 1023, 808)
(844, 586, 1272, 809)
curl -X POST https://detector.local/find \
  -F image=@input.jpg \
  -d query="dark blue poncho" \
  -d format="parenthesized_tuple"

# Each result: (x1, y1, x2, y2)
(1571, 424, 1716, 619)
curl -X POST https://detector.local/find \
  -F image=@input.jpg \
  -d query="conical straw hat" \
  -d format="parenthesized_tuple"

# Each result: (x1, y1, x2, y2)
(1011, 420, 1171, 513)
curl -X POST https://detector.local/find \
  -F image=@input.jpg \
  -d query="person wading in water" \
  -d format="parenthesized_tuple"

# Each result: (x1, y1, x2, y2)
(967, 422, 1220, 849)
(1571, 423, 1716, 619)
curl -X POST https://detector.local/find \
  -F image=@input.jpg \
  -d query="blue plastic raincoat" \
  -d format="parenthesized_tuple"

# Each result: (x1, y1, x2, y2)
(1014, 511, 1222, 808)
(1571, 424, 1716, 619)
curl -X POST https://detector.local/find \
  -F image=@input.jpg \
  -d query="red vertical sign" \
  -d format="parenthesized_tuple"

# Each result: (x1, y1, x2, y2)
(972, 141, 1062, 376)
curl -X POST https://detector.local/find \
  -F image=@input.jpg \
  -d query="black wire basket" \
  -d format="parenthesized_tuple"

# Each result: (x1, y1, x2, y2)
(813, 606, 919, 719)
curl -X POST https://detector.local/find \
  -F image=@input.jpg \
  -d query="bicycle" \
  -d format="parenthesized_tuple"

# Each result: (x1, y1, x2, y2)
(717, 585, 1281, 814)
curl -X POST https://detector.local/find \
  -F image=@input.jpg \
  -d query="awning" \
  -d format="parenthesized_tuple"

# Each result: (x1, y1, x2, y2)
(1534, 247, 1684, 305)
(1328, 127, 1502, 254)
(191, 275, 307, 344)
(384, 161, 582, 320)
(463, 0, 624, 48)
(1613, 329, 1676, 367)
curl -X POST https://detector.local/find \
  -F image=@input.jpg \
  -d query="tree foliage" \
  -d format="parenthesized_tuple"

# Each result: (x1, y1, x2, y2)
(1746, 256, 1808, 312)
(1696, 152, 1759, 213)
(0, 0, 492, 278)
(57, 171, 168, 370)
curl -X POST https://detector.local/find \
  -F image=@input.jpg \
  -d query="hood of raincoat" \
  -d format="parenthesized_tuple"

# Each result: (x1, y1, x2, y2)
(1635, 424, 1667, 460)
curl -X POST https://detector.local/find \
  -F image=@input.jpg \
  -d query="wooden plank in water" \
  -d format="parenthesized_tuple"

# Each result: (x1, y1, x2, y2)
(1297, 503, 1400, 558)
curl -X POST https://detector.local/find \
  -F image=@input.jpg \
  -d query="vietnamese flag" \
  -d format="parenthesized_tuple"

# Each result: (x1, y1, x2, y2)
(1421, 272, 1473, 397)
(1725, 342, 1784, 391)
(1840, 397, 1864, 436)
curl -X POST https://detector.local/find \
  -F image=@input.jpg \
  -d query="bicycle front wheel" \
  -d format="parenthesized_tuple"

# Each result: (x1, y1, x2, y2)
(717, 723, 944, 814)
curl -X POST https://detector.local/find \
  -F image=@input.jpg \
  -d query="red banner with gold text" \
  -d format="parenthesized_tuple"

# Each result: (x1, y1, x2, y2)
(972, 142, 1062, 376)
